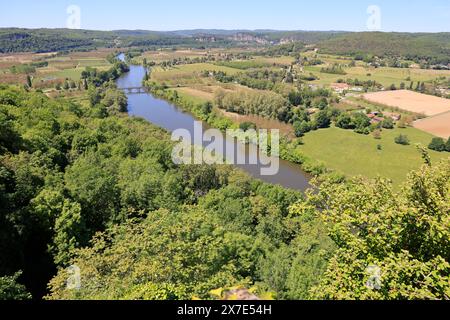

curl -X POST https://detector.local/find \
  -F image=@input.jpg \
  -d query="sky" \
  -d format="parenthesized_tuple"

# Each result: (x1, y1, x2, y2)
(0, 0, 449, 32)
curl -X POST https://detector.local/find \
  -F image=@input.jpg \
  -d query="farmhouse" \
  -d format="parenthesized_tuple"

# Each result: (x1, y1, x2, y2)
(383, 112, 401, 121)
(331, 83, 350, 93)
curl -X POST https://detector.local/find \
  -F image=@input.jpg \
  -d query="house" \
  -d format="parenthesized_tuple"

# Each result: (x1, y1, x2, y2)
(383, 112, 401, 121)
(370, 116, 384, 124)
(330, 83, 350, 93)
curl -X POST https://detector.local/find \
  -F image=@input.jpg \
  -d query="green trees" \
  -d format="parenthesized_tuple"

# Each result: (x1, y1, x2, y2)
(1, 86, 334, 300)
(311, 159, 450, 300)
(335, 113, 353, 129)
(214, 89, 289, 121)
(0, 272, 31, 300)
(315, 110, 332, 129)
(293, 121, 311, 137)
(352, 113, 371, 134)
(87, 83, 128, 114)
(334, 111, 373, 134)
(381, 118, 394, 129)
(428, 137, 448, 152)
(320, 64, 347, 75)
(46, 167, 335, 300)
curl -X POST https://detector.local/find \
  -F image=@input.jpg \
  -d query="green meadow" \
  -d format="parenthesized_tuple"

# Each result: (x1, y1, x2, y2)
(298, 126, 449, 186)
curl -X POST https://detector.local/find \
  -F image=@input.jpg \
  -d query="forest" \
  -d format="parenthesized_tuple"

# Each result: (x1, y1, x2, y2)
(0, 83, 448, 300)
(1, 28, 450, 66)
(0, 85, 332, 299)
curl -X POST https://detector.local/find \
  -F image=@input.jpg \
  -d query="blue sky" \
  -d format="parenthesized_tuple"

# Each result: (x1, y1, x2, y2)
(0, 0, 449, 32)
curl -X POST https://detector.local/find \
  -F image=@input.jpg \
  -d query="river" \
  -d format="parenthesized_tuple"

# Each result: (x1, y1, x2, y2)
(116, 54, 311, 191)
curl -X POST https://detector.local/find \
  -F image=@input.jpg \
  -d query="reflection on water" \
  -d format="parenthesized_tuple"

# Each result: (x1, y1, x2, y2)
(116, 56, 311, 191)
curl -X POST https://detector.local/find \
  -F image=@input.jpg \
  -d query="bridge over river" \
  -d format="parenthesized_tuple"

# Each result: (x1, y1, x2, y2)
(121, 86, 148, 94)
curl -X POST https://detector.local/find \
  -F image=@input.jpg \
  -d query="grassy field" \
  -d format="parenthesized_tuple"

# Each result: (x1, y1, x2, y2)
(135, 49, 209, 64)
(150, 63, 243, 86)
(0, 50, 113, 87)
(298, 126, 449, 186)
(146, 50, 450, 187)
(254, 56, 296, 66)
(301, 64, 450, 88)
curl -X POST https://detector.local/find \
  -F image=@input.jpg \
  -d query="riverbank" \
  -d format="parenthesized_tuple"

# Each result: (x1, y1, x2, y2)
(143, 81, 332, 179)
(115, 61, 312, 191)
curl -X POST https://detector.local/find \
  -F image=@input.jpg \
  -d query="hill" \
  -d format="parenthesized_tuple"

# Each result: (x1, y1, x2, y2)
(317, 32, 450, 65)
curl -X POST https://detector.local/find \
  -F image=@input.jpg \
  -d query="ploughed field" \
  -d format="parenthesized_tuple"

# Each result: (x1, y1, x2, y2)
(414, 111, 450, 138)
(362, 90, 450, 116)
(361, 90, 450, 138)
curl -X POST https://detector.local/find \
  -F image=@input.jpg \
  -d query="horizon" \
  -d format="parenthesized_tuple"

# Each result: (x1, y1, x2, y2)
(1, 0, 449, 33)
(1, 27, 450, 34)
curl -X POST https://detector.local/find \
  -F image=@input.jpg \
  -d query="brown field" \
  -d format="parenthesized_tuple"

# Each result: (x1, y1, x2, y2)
(414, 111, 450, 138)
(177, 86, 216, 101)
(362, 90, 450, 116)
(0, 52, 56, 64)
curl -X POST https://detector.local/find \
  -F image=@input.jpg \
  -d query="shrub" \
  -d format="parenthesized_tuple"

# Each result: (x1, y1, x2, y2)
(293, 121, 311, 137)
(395, 134, 410, 145)
(428, 137, 446, 152)
(381, 118, 394, 129)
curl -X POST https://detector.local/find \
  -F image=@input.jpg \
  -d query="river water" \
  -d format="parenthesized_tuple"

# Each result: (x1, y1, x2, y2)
(116, 54, 311, 191)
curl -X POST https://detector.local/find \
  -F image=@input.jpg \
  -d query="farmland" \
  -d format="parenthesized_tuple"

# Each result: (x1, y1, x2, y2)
(297, 126, 448, 186)
(414, 112, 450, 138)
(0, 49, 115, 88)
(362, 90, 450, 116)
(0, 16, 450, 303)
(144, 48, 449, 186)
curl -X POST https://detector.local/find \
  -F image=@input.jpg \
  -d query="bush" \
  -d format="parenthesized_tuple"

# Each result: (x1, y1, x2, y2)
(395, 134, 410, 145)
(428, 137, 446, 152)
(293, 121, 311, 137)
(315, 110, 331, 129)
(335, 114, 354, 129)
(381, 118, 394, 129)
(373, 130, 382, 140)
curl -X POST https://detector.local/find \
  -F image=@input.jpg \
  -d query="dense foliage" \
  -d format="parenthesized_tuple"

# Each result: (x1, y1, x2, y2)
(214, 89, 290, 121)
(0, 86, 333, 300)
(310, 158, 450, 299)
(318, 32, 450, 66)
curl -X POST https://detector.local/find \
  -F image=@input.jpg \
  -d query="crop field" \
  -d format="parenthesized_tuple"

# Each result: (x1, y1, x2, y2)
(362, 90, 450, 116)
(414, 111, 450, 138)
(253, 56, 296, 66)
(0, 50, 113, 86)
(151, 63, 241, 85)
(298, 126, 449, 186)
(301, 64, 450, 88)
(138, 49, 209, 63)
